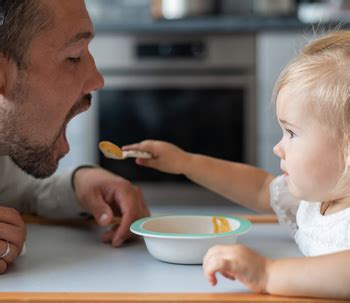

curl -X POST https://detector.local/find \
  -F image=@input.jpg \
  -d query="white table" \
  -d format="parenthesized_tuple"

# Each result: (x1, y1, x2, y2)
(0, 222, 301, 293)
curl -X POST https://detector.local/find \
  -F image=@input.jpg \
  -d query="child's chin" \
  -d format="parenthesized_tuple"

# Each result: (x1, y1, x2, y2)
(287, 183, 306, 200)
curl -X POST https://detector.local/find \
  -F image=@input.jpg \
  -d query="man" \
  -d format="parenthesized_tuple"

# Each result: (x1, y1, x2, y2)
(0, 0, 150, 273)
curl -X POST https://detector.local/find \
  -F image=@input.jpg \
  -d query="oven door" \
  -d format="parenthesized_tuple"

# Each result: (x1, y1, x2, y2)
(59, 72, 255, 203)
(98, 73, 255, 184)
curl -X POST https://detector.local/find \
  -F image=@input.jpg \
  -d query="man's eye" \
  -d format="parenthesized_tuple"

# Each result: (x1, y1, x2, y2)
(68, 57, 81, 63)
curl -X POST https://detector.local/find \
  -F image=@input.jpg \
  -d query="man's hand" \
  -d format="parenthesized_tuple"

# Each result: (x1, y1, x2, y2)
(203, 244, 272, 293)
(73, 167, 150, 247)
(0, 207, 26, 274)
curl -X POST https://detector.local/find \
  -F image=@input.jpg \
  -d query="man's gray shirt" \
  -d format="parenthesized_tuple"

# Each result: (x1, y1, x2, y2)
(0, 156, 85, 218)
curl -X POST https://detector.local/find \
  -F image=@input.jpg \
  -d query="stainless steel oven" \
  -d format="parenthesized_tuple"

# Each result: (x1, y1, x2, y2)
(66, 33, 256, 204)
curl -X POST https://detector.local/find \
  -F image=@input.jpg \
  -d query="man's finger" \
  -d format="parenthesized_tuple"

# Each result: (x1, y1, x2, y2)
(111, 213, 134, 247)
(84, 192, 113, 226)
(0, 259, 7, 274)
(0, 241, 19, 263)
(101, 225, 118, 243)
(0, 207, 25, 228)
(0, 223, 26, 247)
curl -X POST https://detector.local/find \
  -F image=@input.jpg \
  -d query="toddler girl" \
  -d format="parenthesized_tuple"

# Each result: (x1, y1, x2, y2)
(123, 30, 350, 299)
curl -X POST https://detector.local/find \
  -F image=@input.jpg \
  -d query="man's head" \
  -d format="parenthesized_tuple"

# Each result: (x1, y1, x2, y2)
(0, 0, 104, 178)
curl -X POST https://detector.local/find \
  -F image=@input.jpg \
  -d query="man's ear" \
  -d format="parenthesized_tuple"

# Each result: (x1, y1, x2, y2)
(0, 55, 7, 95)
(0, 53, 17, 96)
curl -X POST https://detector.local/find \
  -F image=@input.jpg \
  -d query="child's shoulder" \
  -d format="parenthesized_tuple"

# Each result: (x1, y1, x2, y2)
(296, 201, 350, 256)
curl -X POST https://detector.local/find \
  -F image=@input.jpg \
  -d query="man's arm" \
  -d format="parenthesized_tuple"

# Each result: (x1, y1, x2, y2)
(0, 156, 85, 218)
(0, 156, 150, 246)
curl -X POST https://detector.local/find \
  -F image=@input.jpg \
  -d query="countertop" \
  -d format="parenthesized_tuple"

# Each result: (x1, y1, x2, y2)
(0, 212, 347, 302)
(1, 222, 295, 293)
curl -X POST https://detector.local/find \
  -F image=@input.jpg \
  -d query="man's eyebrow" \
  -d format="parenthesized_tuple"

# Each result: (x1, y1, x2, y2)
(63, 31, 94, 49)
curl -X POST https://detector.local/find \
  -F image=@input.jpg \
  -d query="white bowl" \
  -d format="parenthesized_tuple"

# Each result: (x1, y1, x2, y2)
(130, 215, 251, 264)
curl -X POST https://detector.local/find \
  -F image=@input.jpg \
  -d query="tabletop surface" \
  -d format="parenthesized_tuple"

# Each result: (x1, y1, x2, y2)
(0, 221, 301, 293)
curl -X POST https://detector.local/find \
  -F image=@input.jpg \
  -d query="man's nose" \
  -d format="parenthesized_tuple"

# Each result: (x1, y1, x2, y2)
(84, 54, 105, 94)
(92, 68, 104, 91)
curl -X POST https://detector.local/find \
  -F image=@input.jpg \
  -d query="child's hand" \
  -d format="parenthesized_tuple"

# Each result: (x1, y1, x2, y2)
(203, 244, 272, 293)
(122, 140, 190, 175)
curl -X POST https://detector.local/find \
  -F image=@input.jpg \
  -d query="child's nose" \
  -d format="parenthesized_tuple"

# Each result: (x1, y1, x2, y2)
(273, 142, 285, 159)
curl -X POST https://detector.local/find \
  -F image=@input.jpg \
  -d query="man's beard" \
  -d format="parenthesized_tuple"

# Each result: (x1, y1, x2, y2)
(5, 75, 92, 178)
(10, 137, 61, 179)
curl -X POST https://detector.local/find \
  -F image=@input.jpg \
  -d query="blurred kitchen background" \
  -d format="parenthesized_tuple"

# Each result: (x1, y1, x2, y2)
(59, 0, 350, 208)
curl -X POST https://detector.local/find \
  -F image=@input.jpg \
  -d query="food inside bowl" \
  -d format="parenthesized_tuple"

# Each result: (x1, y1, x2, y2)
(212, 216, 231, 233)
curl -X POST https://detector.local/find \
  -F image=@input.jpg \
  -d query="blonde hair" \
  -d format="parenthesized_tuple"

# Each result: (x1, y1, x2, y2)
(273, 30, 350, 191)
(274, 31, 350, 147)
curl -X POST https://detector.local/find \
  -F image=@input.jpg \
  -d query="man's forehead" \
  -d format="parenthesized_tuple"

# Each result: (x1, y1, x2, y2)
(40, 0, 93, 49)
(43, 0, 87, 17)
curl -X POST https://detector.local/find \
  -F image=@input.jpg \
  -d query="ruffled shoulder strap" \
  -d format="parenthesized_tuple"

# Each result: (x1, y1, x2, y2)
(270, 175, 300, 236)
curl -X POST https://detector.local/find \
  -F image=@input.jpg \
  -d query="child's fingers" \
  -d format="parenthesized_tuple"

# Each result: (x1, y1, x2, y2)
(123, 140, 156, 151)
(203, 245, 223, 268)
(203, 254, 225, 286)
(122, 143, 142, 151)
(204, 269, 218, 286)
(203, 265, 218, 286)
(135, 158, 153, 167)
(209, 273, 218, 286)
(222, 272, 236, 281)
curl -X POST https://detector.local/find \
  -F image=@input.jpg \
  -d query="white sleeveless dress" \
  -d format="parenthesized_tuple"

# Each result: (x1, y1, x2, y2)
(269, 175, 350, 256)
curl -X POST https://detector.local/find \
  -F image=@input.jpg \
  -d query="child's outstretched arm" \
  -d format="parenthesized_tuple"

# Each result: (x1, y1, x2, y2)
(203, 244, 350, 299)
(123, 140, 275, 212)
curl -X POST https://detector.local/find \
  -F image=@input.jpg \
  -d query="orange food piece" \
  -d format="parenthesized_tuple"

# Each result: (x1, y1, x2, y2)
(212, 216, 231, 233)
(99, 141, 123, 158)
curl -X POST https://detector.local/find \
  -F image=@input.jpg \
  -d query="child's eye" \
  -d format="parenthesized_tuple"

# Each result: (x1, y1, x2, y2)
(286, 129, 295, 139)
(68, 57, 81, 64)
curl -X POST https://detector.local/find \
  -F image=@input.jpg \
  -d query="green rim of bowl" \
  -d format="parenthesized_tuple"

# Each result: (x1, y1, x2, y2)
(130, 215, 252, 239)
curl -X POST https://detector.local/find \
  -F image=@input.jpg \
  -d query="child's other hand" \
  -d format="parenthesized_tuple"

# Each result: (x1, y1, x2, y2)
(203, 244, 272, 293)
(122, 140, 190, 175)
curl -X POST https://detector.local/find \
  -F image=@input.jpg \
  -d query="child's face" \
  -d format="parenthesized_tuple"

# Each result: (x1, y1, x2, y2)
(273, 86, 345, 202)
